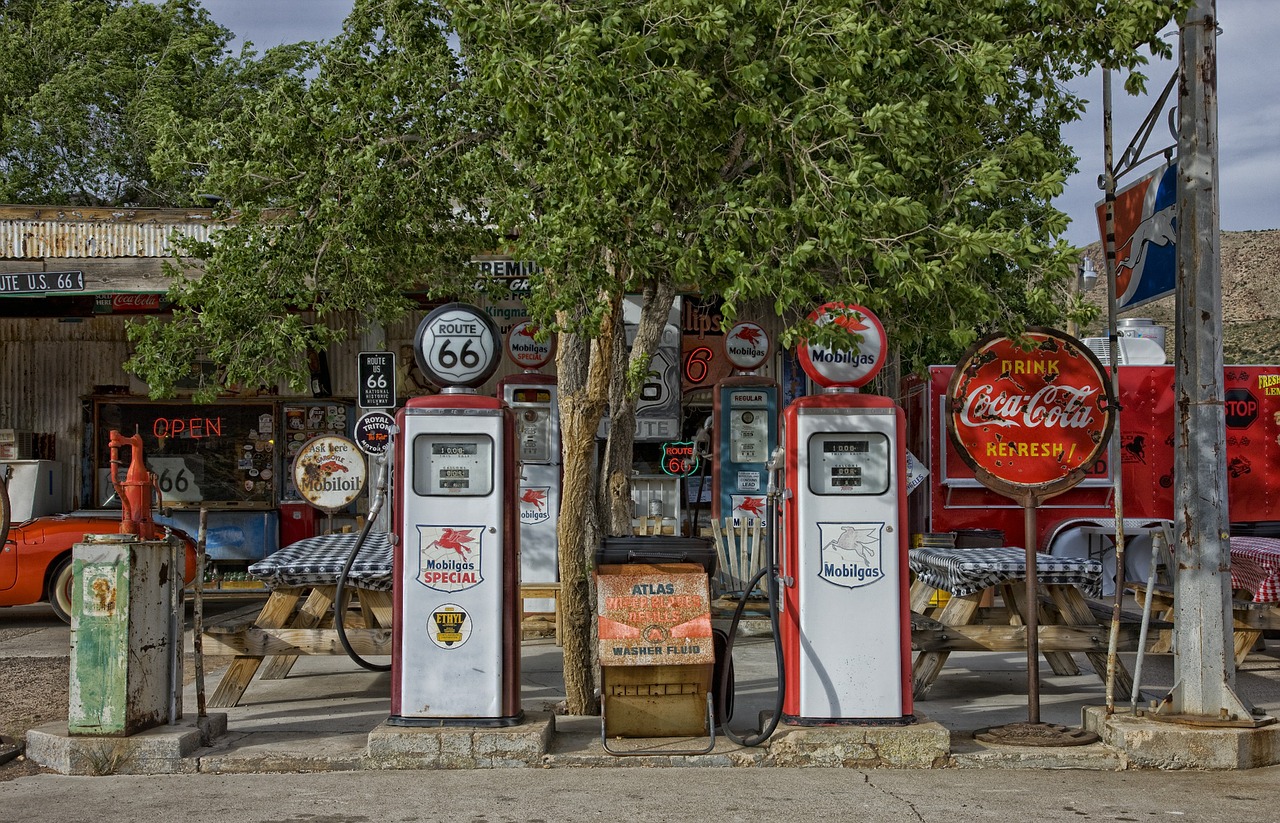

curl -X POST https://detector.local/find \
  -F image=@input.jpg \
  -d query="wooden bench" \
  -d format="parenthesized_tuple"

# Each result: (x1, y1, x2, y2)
(520, 582, 563, 646)
(1127, 580, 1280, 666)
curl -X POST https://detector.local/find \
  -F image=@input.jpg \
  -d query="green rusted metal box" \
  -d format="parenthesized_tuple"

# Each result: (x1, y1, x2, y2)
(68, 535, 183, 736)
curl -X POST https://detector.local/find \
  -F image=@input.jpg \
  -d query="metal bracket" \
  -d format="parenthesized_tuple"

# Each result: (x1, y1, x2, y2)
(599, 693, 717, 757)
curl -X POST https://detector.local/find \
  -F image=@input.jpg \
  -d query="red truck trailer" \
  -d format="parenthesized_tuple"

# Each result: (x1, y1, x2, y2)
(904, 365, 1280, 592)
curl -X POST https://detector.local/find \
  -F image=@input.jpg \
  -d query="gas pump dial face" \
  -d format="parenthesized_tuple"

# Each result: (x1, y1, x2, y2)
(414, 303, 501, 389)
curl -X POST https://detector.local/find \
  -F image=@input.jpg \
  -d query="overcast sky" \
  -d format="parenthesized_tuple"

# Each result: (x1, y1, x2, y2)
(198, 0, 1279, 248)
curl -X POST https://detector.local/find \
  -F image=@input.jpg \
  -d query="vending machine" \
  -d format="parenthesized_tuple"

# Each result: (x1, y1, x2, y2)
(390, 303, 522, 726)
(498, 320, 561, 612)
(712, 321, 778, 525)
(779, 303, 913, 724)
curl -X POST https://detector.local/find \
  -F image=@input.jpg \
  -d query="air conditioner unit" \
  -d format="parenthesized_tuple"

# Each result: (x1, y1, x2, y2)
(1083, 336, 1167, 366)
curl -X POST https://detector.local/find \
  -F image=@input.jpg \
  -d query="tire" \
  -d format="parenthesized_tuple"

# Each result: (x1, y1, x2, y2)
(48, 556, 74, 624)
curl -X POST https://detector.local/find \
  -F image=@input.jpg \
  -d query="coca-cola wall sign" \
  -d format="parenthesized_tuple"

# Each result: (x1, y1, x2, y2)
(946, 328, 1115, 501)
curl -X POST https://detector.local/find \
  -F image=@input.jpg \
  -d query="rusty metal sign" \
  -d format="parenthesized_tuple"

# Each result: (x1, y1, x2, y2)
(292, 434, 366, 512)
(597, 565, 713, 666)
(946, 328, 1116, 504)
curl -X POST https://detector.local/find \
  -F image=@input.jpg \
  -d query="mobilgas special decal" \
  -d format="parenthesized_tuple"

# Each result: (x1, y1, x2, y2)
(817, 522, 885, 589)
(429, 604, 472, 649)
(417, 525, 484, 592)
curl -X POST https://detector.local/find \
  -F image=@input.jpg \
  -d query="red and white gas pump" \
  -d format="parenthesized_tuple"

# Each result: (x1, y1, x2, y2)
(497, 321, 560, 613)
(390, 303, 522, 726)
(779, 303, 913, 723)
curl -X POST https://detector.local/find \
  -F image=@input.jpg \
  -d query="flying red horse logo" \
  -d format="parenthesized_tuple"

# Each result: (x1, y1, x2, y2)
(521, 488, 548, 510)
(831, 310, 870, 333)
(430, 528, 477, 557)
(731, 326, 763, 347)
(317, 460, 349, 474)
(516, 324, 540, 339)
(736, 497, 766, 517)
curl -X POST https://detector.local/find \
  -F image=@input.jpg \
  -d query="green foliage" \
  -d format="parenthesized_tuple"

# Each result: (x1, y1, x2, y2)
(128, 0, 499, 398)
(0, 0, 240, 205)
(450, 0, 1185, 373)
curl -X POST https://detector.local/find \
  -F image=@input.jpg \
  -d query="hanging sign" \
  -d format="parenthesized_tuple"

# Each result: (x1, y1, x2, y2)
(357, 351, 396, 409)
(946, 328, 1115, 502)
(1095, 160, 1177, 310)
(353, 411, 396, 456)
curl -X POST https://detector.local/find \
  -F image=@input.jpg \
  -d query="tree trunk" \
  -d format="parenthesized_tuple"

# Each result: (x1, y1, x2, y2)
(554, 296, 618, 716)
(600, 278, 677, 536)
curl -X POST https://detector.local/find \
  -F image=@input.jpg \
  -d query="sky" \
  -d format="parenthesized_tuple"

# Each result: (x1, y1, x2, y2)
(197, 0, 1280, 249)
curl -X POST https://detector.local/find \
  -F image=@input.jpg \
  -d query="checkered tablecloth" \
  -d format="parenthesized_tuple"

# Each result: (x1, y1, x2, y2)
(249, 532, 394, 592)
(1229, 536, 1280, 603)
(909, 546, 1104, 598)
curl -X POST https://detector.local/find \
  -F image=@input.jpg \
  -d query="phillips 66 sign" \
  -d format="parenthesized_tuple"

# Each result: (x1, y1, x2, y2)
(946, 328, 1116, 502)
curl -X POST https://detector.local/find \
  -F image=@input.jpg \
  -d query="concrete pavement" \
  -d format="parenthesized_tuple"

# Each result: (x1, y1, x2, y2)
(7, 602, 1280, 773)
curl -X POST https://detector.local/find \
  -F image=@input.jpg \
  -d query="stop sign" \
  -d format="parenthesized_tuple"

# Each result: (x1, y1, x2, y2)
(1225, 388, 1259, 429)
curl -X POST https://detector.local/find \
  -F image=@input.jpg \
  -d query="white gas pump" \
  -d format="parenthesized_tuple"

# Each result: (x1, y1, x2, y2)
(779, 303, 913, 724)
(712, 321, 778, 526)
(390, 303, 522, 726)
(498, 321, 560, 612)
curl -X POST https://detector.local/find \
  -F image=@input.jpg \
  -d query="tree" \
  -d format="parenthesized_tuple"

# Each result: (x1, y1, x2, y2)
(447, 0, 1186, 712)
(0, 0, 264, 206)
(128, 0, 498, 398)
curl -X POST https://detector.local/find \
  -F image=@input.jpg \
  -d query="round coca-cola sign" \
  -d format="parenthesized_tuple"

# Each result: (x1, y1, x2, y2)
(946, 328, 1115, 500)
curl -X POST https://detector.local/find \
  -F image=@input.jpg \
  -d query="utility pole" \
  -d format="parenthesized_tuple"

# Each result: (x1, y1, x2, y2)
(1171, 0, 1252, 720)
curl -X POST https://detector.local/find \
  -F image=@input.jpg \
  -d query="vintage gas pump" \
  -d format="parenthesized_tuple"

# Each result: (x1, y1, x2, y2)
(712, 321, 778, 526)
(497, 321, 560, 612)
(390, 303, 522, 726)
(779, 303, 913, 724)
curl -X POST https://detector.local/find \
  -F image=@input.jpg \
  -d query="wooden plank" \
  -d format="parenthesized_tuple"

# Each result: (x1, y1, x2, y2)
(912, 591, 983, 699)
(259, 587, 335, 681)
(204, 627, 393, 657)
(207, 588, 302, 709)
(1004, 583, 1080, 677)
(910, 622, 1154, 653)
(1048, 585, 1135, 700)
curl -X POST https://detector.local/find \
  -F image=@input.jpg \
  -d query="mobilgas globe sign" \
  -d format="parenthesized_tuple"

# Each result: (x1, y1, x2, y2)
(292, 434, 367, 511)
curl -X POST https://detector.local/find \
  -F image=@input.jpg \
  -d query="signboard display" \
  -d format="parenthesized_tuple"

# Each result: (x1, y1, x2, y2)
(723, 321, 770, 371)
(354, 411, 396, 455)
(358, 351, 396, 409)
(945, 328, 1115, 501)
(596, 567, 714, 666)
(292, 434, 367, 511)
(0, 271, 84, 294)
(504, 320, 555, 370)
(797, 302, 887, 389)
(1095, 161, 1177, 310)
(413, 303, 501, 389)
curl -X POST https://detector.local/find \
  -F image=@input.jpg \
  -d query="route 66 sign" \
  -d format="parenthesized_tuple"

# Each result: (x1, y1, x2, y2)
(414, 303, 500, 389)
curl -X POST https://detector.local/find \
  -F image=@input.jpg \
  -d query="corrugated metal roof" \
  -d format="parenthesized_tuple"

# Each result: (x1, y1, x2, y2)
(0, 219, 215, 259)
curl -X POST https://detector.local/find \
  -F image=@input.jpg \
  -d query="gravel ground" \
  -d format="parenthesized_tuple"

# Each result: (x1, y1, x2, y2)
(0, 650, 231, 782)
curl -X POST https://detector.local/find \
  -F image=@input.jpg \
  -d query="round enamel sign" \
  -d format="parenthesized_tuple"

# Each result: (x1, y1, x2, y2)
(505, 320, 555, 370)
(724, 322, 770, 371)
(797, 302, 887, 388)
(292, 435, 367, 512)
(946, 328, 1115, 500)
(414, 303, 500, 389)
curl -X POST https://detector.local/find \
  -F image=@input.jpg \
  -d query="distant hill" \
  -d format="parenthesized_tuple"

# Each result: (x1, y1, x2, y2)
(1079, 229, 1280, 364)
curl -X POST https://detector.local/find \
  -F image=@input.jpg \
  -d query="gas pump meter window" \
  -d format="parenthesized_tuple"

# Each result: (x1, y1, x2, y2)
(510, 388, 553, 463)
(729, 392, 770, 464)
(808, 433, 891, 495)
(412, 435, 494, 496)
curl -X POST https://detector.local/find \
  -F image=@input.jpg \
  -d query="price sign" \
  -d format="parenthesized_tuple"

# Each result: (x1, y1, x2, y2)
(358, 351, 396, 409)
(414, 303, 500, 389)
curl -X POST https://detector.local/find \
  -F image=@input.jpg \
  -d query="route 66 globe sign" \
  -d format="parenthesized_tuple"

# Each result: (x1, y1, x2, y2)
(796, 302, 887, 388)
(414, 303, 501, 389)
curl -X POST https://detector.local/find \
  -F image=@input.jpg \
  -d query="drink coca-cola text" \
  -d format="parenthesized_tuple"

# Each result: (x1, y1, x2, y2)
(959, 384, 1097, 430)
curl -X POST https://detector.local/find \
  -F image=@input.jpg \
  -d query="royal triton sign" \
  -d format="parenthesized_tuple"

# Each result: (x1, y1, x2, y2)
(946, 328, 1115, 500)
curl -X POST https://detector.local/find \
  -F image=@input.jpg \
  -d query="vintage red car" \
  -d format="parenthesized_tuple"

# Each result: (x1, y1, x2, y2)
(1, 509, 198, 623)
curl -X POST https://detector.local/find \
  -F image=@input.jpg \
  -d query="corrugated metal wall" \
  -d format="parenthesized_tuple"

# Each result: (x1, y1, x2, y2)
(0, 220, 212, 259)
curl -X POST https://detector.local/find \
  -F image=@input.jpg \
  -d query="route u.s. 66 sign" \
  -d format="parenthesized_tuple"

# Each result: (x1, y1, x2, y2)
(413, 303, 501, 389)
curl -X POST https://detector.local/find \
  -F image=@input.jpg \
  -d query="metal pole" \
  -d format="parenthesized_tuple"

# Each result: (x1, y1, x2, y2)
(1171, 0, 1252, 719)
(194, 507, 208, 718)
(1100, 68, 1127, 716)
(1023, 502, 1040, 724)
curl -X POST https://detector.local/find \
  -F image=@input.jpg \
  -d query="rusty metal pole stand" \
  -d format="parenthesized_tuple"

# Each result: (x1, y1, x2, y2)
(194, 507, 208, 718)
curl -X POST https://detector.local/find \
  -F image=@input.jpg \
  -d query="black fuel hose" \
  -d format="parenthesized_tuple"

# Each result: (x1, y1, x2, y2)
(715, 450, 786, 746)
(335, 455, 392, 672)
